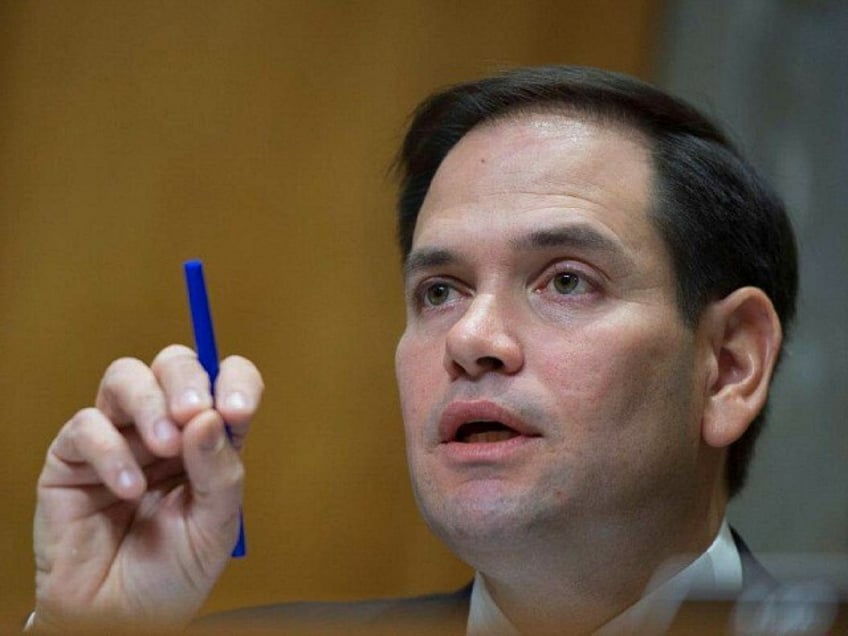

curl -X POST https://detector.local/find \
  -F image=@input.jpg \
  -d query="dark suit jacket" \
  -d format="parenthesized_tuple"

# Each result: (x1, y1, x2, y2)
(195, 584, 472, 635)
(196, 530, 774, 635)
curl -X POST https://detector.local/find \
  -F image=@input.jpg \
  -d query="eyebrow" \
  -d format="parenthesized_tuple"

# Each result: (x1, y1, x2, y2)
(512, 225, 633, 270)
(403, 248, 459, 282)
(403, 223, 633, 282)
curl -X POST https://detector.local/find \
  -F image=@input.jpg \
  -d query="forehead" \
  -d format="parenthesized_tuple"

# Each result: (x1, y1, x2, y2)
(411, 113, 667, 275)
(429, 112, 648, 195)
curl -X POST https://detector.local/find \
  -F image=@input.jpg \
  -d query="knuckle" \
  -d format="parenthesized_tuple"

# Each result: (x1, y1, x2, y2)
(101, 357, 145, 391)
(150, 344, 197, 373)
(57, 408, 113, 457)
(66, 407, 100, 433)
(222, 355, 265, 392)
(224, 354, 252, 367)
(69, 417, 107, 450)
(222, 458, 246, 488)
(135, 390, 166, 421)
(87, 434, 115, 457)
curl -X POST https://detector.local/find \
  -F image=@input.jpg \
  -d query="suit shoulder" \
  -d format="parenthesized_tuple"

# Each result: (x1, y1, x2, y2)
(193, 584, 472, 635)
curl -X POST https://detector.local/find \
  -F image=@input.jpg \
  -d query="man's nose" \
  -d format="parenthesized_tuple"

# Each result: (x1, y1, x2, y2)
(443, 293, 524, 379)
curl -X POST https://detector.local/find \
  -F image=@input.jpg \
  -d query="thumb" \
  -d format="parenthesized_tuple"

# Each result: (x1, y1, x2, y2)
(182, 410, 244, 556)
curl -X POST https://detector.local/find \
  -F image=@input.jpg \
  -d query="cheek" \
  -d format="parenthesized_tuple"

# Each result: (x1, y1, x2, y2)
(395, 332, 440, 438)
(535, 317, 697, 435)
(534, 320, 701, 507)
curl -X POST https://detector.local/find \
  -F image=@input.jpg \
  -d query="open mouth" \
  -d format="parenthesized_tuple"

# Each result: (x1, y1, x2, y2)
(454, 421, 520, 443)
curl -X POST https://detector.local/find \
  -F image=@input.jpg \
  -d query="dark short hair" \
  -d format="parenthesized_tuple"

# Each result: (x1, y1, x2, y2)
(395, 66, 798, 497)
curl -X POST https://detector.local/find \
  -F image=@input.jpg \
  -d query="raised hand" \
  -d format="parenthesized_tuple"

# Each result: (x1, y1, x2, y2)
(33, 344, 263, 630)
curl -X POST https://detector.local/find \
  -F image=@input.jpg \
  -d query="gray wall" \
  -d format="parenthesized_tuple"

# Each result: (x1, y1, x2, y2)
(658, 0, 848, 554)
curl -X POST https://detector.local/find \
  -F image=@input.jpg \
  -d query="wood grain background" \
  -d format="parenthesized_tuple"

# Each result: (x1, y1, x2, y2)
(0, 0, 661, 625)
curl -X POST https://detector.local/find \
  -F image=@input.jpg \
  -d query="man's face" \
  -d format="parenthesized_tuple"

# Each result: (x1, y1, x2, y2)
(395, 114, 712, 560)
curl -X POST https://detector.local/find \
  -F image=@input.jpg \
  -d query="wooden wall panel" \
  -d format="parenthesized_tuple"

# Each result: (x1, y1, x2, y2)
(0, 0, 661, 624)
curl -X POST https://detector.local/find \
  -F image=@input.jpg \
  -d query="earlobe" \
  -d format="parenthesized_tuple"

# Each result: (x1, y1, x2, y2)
(700, 287, 783, 448)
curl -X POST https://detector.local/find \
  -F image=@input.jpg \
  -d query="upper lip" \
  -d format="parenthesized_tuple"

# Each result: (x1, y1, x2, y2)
(438, 400, 539, 443)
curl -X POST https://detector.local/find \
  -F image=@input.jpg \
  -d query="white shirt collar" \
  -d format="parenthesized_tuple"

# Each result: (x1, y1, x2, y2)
(466, 519, 742, 635)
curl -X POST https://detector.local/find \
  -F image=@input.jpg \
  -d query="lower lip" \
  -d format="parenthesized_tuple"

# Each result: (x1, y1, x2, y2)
(439, 434, 540, 462)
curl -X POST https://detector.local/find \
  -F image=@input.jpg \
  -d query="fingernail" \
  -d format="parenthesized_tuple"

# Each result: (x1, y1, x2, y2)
(154, 419, 176, 443)
(118, 468, 139, 492)
(224, 392, 248, 411)
(177, 389, 203, 410)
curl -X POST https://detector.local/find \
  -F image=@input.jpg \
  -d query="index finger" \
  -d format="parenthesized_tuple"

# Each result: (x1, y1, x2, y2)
(95, 357, 181, 458)
(214, 355, 264, 448)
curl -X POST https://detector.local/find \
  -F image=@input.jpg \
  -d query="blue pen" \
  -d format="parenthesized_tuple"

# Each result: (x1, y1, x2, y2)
(183, 259, 247, 558)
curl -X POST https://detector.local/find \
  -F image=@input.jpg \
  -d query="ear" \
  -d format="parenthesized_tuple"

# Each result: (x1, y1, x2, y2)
(699, 287, 783, 448)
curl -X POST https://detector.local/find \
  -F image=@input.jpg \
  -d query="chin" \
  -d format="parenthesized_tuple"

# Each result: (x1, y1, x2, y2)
(416, 482, 561, 561)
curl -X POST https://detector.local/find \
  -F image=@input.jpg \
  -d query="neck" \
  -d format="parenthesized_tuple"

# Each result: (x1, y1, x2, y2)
(474, 493, 728, 634)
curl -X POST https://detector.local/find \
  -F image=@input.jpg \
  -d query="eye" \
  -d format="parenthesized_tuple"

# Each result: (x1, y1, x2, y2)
(553, 272, 580, 294)
(546, 270, 593, 296)
(409, 277, 465, 312)
(423, 282, 454, 306)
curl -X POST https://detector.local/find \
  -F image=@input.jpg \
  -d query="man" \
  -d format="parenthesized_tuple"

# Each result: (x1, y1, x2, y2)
(31, 66, 797, 633)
